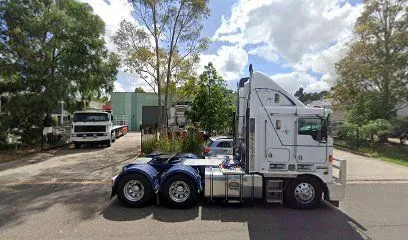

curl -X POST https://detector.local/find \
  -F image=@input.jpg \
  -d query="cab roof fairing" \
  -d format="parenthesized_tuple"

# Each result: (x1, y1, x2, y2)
(243, 71, 305, 108)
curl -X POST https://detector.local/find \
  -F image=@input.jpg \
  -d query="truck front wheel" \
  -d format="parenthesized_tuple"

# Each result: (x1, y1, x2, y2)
(105, 139, 112, 147)
(117, 173, 152, 207)
(74, 142, 81, 149)
(161, 174, 198, 209)
(284, 176, 322, 209)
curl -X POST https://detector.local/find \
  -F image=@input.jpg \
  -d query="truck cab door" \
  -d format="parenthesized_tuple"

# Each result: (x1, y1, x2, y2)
(295, 117, 327, 163)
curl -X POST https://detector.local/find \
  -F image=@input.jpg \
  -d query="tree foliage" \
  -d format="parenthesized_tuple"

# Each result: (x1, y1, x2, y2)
(135, 87, 146, 93)
(294, 87, 329, 104)
(391, 116, 408, 144)
(186, 63, 234, 135)
(333, 0, 408, 123)
(0, 0, 118, 142)
(115, 0, 209, 132)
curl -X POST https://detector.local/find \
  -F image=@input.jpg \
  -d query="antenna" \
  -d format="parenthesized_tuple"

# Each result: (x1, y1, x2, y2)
(249, 64, 253, 76)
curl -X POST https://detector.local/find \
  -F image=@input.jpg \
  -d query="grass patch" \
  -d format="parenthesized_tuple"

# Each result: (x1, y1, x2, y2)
(335, 140, 408, 167)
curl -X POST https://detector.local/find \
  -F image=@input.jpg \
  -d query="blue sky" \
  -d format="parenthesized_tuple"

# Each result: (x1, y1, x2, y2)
(81, 0, 364, 93)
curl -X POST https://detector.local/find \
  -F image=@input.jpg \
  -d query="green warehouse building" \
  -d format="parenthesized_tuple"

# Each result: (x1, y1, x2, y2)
(110, 92, 164, 131)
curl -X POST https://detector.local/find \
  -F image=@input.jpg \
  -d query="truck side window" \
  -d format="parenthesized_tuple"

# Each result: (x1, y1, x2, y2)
(298, 118, 323, 141)
(217, 142, 226, 147)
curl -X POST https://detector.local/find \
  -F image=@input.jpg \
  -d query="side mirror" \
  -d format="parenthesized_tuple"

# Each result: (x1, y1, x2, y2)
(319, 119, 328, 143)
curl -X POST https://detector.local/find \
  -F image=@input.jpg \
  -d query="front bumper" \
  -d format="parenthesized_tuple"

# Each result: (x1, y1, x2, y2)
(71, 135, 110, 142)
(328, 158, 347, 201)
(327, 182, 346, 201)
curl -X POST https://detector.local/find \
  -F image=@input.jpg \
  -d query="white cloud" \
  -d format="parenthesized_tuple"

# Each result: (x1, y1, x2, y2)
(199, 45, 249, 81)
(113, 81, 125, 92)
(79, 0, 137, 52)
(249, 44, 279, 63)
(271, 71, 330, 94)
(214, 0, 364, 92)
(116, 70, 154, 92)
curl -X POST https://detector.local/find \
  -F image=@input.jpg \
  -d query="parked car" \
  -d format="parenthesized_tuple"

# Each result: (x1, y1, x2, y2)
(203, 136, 233, 156)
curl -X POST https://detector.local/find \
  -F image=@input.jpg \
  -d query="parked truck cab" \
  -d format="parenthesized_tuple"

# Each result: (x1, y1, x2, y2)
(111, 65, 346, 209)
(70, 111, 114, 148)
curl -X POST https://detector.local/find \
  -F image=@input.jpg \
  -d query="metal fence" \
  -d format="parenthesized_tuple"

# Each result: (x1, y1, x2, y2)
(140, 123, 158, 144)
(41, 124, 71, 150)
(113, 115, 129, 126)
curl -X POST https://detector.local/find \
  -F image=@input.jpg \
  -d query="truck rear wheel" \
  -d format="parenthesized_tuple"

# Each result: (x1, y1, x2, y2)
(117, 173, 152, 207)
(284, 176, 322, 209)
(161, 174, 198, 209)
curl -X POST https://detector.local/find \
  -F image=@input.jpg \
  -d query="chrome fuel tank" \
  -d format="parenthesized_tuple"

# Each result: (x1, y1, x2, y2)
(204, 167, 263, 200)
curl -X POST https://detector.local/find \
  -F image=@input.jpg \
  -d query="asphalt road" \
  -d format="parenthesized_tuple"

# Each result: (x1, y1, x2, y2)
(1, 133, 408, 239)
(0, 182, 407, 240)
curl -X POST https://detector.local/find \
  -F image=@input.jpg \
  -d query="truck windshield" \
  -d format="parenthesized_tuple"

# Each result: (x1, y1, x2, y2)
(73, 113, 109, 122)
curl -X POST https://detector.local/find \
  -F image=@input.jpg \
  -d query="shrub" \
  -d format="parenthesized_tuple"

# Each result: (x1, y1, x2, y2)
(141, 137, 158, 154)
(141, 130, 204, 156)
(338, 122, 361, 148)
(360, 119, 392, 145)
(157, 137, 182, 153)
(181, 131, 203, 156)
(391, 116, 408, 144)
(338, 119, 392, 149)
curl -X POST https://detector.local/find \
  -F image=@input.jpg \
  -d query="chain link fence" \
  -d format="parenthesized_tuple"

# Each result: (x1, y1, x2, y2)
(41, 124, 71, 150)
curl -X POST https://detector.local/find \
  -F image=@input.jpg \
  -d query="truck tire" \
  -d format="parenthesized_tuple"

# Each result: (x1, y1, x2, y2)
(284, 176, 322, 209)
(74, 142, 81, 149)
(161, 174, 198, 209)
(117, 173, 153, 207)
(112, 131, 116, 142)
(106, 139, 112, 147)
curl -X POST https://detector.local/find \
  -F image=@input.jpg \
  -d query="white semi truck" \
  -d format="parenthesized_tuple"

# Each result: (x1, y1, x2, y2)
(111, 66, 346, 209)
(70, 111, 128, 148)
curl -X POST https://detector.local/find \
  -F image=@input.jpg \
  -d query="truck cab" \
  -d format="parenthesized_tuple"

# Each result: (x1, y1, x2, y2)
(233, 70, 345, 207)
(237, 71, 334, 180)
(70, 111, 114, 148)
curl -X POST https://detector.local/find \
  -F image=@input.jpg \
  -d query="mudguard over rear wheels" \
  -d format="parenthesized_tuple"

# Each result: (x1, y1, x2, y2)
(117, 173, 153, 207)
(161, 174, 198, 209)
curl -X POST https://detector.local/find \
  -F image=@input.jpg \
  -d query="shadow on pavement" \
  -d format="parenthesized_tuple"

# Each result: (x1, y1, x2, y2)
(0, 182, 370, 240)
(102, 198, 370, 240)
(0, 183, 110, 230)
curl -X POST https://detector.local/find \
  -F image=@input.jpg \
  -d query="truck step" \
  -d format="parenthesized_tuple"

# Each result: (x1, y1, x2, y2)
(266, 189, 282, 193)
(265, 180, 283, 204)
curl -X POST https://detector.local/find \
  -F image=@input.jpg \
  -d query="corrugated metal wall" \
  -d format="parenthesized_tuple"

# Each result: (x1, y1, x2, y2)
(111, 92, 161, 131)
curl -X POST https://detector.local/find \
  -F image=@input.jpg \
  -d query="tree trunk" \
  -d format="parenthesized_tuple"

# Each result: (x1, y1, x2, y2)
(163, 1, 184, 134)
(152, 2, 162, 133)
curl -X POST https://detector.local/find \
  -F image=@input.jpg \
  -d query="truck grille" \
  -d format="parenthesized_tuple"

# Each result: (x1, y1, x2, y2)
(74, 125, 106, 132)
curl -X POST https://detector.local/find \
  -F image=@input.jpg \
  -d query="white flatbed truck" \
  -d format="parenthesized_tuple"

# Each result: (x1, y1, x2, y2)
(70, 111, 128, 148)
(110, 65, 346, 209)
